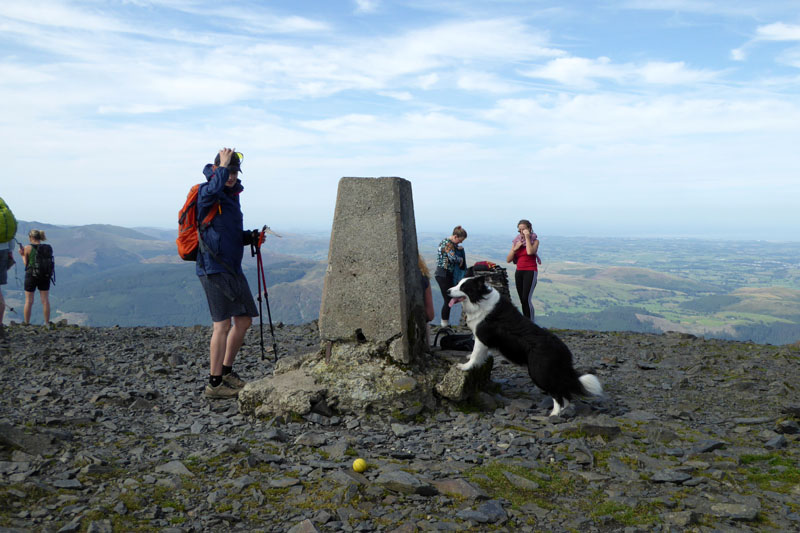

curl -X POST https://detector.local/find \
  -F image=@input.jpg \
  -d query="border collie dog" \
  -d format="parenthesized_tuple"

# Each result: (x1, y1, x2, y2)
(447, 276, 603, 416)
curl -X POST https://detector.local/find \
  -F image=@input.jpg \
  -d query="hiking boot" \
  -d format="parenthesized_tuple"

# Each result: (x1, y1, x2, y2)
(204, 382, 240, 399)
(222, 371, 246, 390)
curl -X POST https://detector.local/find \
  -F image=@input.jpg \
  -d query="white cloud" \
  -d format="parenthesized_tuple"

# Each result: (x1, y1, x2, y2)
(3, 1, 799, 238)
(638, 61, 716, 84)
(0, 8, 567, 117)
(0, 1, 130, 32)
(298, 111, 495, 143)
(522, 56, 717, 87)
(755, 22, 800, 41)
(354, 0, 379, 14)
(416, 73, 440, 89)
(777, 48, 800, 69)
(457, 71, 518, 93)
(0, 63, 54, 84)
(379, 91, 414, 101)
(731, 22, 800, 66)
(482, 93, 800, 145)
(617, 0, 786, 17)
(397, 18, 562, 63)
(521, 56, 621, 87)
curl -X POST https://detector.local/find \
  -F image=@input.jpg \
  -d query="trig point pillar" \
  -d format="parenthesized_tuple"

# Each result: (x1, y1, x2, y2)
(319, 177, 427, 364)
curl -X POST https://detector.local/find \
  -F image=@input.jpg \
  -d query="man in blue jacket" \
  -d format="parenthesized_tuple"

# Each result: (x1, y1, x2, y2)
(197, 148, 260, 398)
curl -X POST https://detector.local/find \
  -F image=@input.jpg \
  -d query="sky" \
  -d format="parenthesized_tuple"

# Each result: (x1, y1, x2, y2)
(1, 0, 799, 240)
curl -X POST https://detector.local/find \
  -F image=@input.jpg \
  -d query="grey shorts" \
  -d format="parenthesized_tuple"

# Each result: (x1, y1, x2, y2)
(199, 272, 259, 322)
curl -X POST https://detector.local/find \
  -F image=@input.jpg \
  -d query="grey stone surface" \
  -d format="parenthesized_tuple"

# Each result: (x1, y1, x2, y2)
(1, 323, 799, 532)
(374, 470, 436, 495)
(287, 519, 320, 533)
(319, 177, 426, 364)
(154, 460, 193, 477)
(238, 368, 326, 418)
(435, 357, 494, 401)
(431, 478, 488, 501)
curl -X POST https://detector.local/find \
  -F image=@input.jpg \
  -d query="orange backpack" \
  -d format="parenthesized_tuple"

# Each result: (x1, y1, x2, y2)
(176, 184, 218, 261)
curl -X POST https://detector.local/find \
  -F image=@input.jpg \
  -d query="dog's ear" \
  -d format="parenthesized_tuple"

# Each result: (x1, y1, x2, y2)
(465, 266, 475, 278)
(475, 275, 492, 293)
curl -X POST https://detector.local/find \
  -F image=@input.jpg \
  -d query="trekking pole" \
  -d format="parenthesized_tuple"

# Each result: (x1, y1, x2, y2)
(251, 238, 265, 361)
(251, 225, 280, 362)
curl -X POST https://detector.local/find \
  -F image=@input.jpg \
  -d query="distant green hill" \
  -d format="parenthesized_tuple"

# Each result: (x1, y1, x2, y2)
(4, 223, 799, 344)
(4, 221, 324, 327)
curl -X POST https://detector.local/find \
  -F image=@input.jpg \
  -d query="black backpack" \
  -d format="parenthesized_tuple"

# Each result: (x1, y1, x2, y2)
(433, 327, 475, 351)
(29, 244, 55, 284)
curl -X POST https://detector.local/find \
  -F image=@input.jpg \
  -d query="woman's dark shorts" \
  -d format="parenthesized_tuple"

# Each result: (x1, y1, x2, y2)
(24, 273, 50, 292)
(199, 272, 259, 322)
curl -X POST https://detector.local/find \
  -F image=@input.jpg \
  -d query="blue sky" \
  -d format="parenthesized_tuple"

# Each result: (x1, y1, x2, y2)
(2, 0, 799, 240)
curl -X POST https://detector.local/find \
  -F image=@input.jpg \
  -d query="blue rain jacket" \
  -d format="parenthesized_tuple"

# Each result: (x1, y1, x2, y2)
(195, 164, 246, 276)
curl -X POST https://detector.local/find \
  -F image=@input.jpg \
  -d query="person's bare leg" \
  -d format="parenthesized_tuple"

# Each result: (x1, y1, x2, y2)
(41, 291, 50, 324)
(224, 315, 252, 367)
(210, 319, 232, 376)
(0, 289, 5, 325)
(23, 291, 34, 324)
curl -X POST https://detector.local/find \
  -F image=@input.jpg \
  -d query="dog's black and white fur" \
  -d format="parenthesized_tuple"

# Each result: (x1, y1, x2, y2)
(448, 276, 603, 416)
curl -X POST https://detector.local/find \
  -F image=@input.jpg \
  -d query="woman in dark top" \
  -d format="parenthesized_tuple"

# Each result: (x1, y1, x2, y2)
(434, 225, 467, 327)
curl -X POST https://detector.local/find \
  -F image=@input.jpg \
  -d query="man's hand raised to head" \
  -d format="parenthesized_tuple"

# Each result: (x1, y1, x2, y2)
(217, 147, 234, 167)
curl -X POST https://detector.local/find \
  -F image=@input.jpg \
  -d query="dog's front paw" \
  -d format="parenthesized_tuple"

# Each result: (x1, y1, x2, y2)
(457, 362, 472, 371)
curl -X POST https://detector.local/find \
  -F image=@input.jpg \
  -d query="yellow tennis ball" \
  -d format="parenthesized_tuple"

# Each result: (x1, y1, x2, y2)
(352, 458, 367, 472)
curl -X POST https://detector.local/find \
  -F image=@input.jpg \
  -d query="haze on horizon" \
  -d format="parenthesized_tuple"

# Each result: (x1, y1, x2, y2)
(2, 1, 799, 241)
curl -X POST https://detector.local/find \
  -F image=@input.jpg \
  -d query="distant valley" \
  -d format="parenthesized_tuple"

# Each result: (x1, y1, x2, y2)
(4, 221, 800, 345)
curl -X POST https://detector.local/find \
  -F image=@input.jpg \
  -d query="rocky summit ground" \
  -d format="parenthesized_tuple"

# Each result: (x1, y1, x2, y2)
(0, 321, 799, 533)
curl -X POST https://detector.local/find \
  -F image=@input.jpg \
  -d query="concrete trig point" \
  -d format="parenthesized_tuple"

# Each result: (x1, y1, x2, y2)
(319, 177, 427, 364)
(238, 177, 490, 418)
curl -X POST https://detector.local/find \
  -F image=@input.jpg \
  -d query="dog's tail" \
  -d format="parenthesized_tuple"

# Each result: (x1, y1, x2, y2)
(579, 374, 603, 397)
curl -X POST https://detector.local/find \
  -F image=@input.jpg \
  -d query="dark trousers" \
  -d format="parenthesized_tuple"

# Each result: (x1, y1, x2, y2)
(515, 269, 538, 321)
(434, 270, 455, 321)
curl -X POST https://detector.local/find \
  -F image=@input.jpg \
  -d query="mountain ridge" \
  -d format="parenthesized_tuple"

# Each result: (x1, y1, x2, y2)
(4, 220, 800, 344)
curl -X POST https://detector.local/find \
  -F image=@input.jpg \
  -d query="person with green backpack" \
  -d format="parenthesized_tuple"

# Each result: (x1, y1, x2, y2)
(0, 196, 18, 332)
(19, 229, 55, 325)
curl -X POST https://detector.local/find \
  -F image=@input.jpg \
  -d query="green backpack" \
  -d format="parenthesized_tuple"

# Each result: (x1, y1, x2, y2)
(0, 197, 16, 243)
(29, 244, 55, 283)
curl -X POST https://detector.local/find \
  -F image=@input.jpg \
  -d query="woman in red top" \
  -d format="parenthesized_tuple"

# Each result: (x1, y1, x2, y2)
(506, 219, 540, 321)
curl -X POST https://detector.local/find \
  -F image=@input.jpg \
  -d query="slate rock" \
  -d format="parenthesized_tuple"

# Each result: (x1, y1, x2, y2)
(710, 503, 760, 521)
(294, 432, 328, 447)
(0, 424, 58, 456)
(375, 470, 436, 495)
(155, 460, 193, 477)
(651, 470, 692, 484)
(502, 471, 539, 491)
(52, 479, 83, 489)
(477, 500, 508, 523)
(56, 523, 81, 533)
(455, 508, 490, 523)
(287, 519, 320, 533)
(86, 520, 113, 533)
(580, 419, 621, 439)
(432, 478, 488, 501)
(390, 423, 419, 437)
(765, 434, 788, 449)
(690, 439, 726, 454)
(664, 510, 698, 527)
